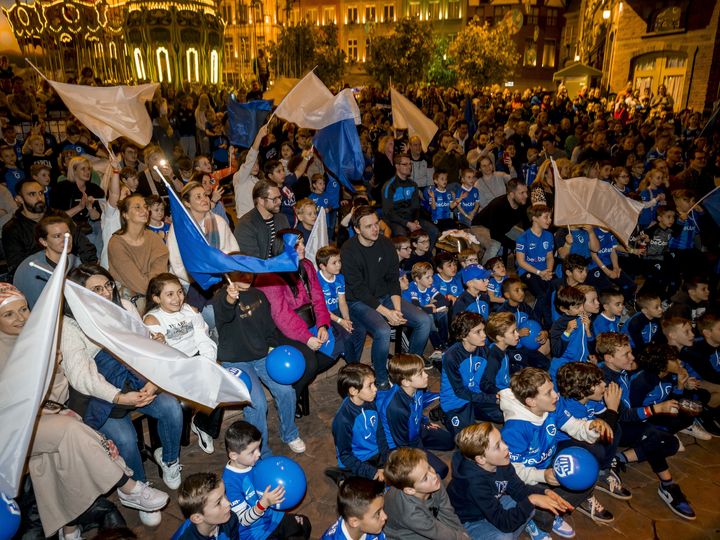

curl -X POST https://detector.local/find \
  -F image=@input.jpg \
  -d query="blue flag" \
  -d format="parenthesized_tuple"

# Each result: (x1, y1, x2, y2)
(165, 185, 299, 289)
(702, 187, 720, 227)
(312, 119, 362, 193)
(227, 99, 273, 148)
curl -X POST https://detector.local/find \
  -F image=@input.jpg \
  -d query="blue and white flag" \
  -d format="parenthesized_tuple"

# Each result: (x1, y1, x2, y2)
(165, 184, 299, 289)
(313, 119, 363, 192)
(227, 98, 273, 148)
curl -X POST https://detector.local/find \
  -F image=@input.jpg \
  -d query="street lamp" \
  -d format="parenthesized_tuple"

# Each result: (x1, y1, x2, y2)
(602, 9, 611, 20)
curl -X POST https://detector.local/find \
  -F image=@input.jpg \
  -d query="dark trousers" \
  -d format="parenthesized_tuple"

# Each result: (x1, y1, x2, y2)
(267, 512, 312, 540)
(557, 435, 618, 472)
(619, 421, 679, 474)
(534, 481, 594, 532)
(522, 273, 553, 327)
(420, 423, 455, 479)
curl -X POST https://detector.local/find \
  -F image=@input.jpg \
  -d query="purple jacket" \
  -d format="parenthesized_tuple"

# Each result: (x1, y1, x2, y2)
(255, 258, 332, 343)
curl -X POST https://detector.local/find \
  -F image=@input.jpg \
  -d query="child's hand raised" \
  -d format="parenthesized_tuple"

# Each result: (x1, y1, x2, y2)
(565, 319, 578, 334)
(603, 382, 622, 412)
(259, 484, 286, 509)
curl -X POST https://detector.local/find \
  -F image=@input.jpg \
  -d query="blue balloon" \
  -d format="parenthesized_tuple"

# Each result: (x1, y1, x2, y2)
(553, 447, 599, 491)
(226, 366, 253, 394)
(252, 456, 307, 510)
(518, 319, 543, 351)
(0, 493, 20, 540)
(266, 346, 305, 384)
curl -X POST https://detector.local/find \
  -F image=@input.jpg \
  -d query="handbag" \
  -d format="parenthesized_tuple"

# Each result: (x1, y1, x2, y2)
(294, 303, 316, 328)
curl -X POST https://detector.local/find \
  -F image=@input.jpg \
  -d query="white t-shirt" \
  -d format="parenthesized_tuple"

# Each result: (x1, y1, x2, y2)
(144, 303, 217, 361)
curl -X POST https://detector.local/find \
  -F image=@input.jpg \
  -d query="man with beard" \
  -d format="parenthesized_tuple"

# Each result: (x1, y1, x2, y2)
(2, 178, 96, 279)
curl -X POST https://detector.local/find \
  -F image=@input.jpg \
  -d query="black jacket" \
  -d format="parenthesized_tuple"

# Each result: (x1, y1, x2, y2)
(1, 208, 97, 279)
(233, 207, 290, 260)
(341, 235, 401, 309)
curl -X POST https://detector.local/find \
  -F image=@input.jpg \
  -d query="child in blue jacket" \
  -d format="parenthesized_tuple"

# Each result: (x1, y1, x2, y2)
(548, 286, 591, 380)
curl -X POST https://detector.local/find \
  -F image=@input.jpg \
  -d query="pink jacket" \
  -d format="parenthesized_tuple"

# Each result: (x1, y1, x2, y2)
(255, 258, 332, 344)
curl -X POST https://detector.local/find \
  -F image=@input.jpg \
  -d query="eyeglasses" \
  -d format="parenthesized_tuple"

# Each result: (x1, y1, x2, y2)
(264, 196, 282, 203)
(90, 281, 115, 295)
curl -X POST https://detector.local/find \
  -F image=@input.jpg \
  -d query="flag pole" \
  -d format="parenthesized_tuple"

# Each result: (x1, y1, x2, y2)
(153, 166, 207, 242)
(686, 184, 720, 214)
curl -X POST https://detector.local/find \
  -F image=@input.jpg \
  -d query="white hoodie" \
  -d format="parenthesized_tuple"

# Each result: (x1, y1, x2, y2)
(499, 388, 600, 485)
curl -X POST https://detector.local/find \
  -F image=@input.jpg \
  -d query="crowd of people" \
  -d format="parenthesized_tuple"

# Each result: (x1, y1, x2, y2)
(1, 60, 720, 540)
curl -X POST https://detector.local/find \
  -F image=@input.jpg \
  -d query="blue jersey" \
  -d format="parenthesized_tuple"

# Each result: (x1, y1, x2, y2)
(440, 342, 493, 412)
(639, 188, 665, 228)
(516, 229, 553, 275)
(325, 176, 341, 208)
(318, 271, 345, 315)
(331, 398, 389, 478)
(593, 313, 619, 336)
(630, 370, 681, 407)
(223, 465, 283, 540)
(669, 211, 700, 250)
(423, 186, 453, 222)
(502, 411, 564, 471)
(2, 167, 25, 197)
(588, 228, 617, 269)
(322, 517, 386, 540)
(309, 191, 332, 210)
(455, 185, 480, 226)
(433, 274, 463, 298)
(555, 397, 605, 442)
(402, 281, 441, 308)
(172, 513, 239, 540)
(487, 275, 506, 299)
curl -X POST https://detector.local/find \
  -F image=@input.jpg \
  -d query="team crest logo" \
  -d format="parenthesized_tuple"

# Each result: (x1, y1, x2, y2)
(553, 455, 574, 478)
(542, 241, 549, 249)
(495, 480, 508, 495)
(451, 416, 460, 427)
(545, 424, 557, 436)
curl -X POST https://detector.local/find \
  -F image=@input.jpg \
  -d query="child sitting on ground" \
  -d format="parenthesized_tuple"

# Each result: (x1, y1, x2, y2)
(452, 265, 491, 320)
(447, 422, 571, 540)
(321, 477, 387, 540)
(377, 354, 454, 478)
(330, 364, 390, 482)
(623, 289, 664, 353)
(499, 368, 614, 536)
(223, 421, 312, 540)
(483, 312, 517, 395)
(433, 251, 463, 304)
(485, 256, 508, 305)
(173, 472, 238, 540)
(384, 448, 469, 540)
(549, 286, 591, 380)
(593, 288, 625, 336)
(440, 312, 502, 431)
(402, 229, 433, 271)
(403, 262, 450, 359)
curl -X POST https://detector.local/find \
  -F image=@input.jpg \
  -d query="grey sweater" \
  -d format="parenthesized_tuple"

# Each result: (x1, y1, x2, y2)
(383, 484, 470, 540)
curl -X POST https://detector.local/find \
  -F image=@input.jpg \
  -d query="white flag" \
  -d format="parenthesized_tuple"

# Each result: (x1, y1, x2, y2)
(274, 72, 360, 129)
(0, 241, 68, 496)
(306, 207, 329, 270)
(552, 160, 644, 245)
(391, 88, 439, 152)
(63, 281, 251, 408)
(29, 62, 157, 148)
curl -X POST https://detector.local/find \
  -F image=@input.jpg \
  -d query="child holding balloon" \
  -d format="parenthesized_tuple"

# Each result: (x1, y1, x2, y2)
(499, 367, 614, 537)
(222, 421, 312, 540)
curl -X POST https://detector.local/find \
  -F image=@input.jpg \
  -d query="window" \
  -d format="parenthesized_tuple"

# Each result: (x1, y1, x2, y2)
(526, 7, 539, 25)
(156, 47, 171, 83)
(542, 40, 556, 68)
(632, 52, 687, 111)
(323, 7, 336, 24)
(428, 0, 440, 20)
(448, 0, 460, 19)
(134, 48, 146, 79)
(365, 38, 370, 61)
(524, 40, 537, 67)
(346, 6, 358, 23)
(546, 8, 557, 26)
(306, 8, 319, 24)
(383, 4, 395, 22)
(493, 5, 509, 24)
(408, 2, 420, 18)
(365, 6, 376, 22)
(347, 39, 358, 61)
(222, 38, 233, 64)
(210, 50, 219, 84)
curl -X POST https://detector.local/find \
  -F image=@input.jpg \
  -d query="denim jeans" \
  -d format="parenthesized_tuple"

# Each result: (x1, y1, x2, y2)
(464, 495, 532, 540)
(348, 296, 431, 385)
(98, 392, 183, 481)
(222, 359, 299, 452)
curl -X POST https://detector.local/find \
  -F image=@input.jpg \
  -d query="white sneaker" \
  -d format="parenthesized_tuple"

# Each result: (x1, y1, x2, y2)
(153, 448, 183, 489)
(288, 437, 306, 453)
(429, 349, 443, 361)
(58, 527, 84, 540)
(117, 480, 169, 512)
(138, 510, 163, 527)
(675, 435, 686, 452)
(680, 420, 712, 441)
(191, 421, 215, 454)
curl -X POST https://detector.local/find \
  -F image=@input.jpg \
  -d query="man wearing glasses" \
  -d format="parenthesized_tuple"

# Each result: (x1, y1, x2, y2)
(381, 153, 439, 247)
(234, 180, 290, 259)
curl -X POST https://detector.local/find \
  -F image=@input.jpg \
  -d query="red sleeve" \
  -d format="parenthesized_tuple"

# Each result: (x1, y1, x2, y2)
(304, 259, 332, 329)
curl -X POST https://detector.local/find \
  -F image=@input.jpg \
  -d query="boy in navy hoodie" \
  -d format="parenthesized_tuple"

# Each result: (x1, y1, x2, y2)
(440, 312, 501, 432)
(322, 477, 387, 540)
(174, 473, 239, 540)
(447, 423, 572, 540)
(484, 312, 517, 393)
(548, 286, 591, 380)
(330, 364, 390, 482)
(376, 354, 454, 478)
(622, 289, 664, 353)
(499, 368, 614, 536)
(452, 265, 491, 320)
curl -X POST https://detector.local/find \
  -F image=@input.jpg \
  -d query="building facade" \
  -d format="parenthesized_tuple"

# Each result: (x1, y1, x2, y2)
(568, 0, 720, 112)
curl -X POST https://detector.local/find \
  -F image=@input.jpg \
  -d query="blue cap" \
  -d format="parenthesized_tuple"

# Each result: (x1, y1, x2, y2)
(461, 264, 492, 285)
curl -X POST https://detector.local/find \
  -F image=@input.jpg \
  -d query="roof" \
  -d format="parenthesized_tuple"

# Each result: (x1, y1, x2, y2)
(553, 62, 603, 79)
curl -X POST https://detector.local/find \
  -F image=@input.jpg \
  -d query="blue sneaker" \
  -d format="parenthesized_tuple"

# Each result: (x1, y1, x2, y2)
(524, 519, 551, 540)
(658, 483, 696, 520)
(552, 516, 575, 538)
